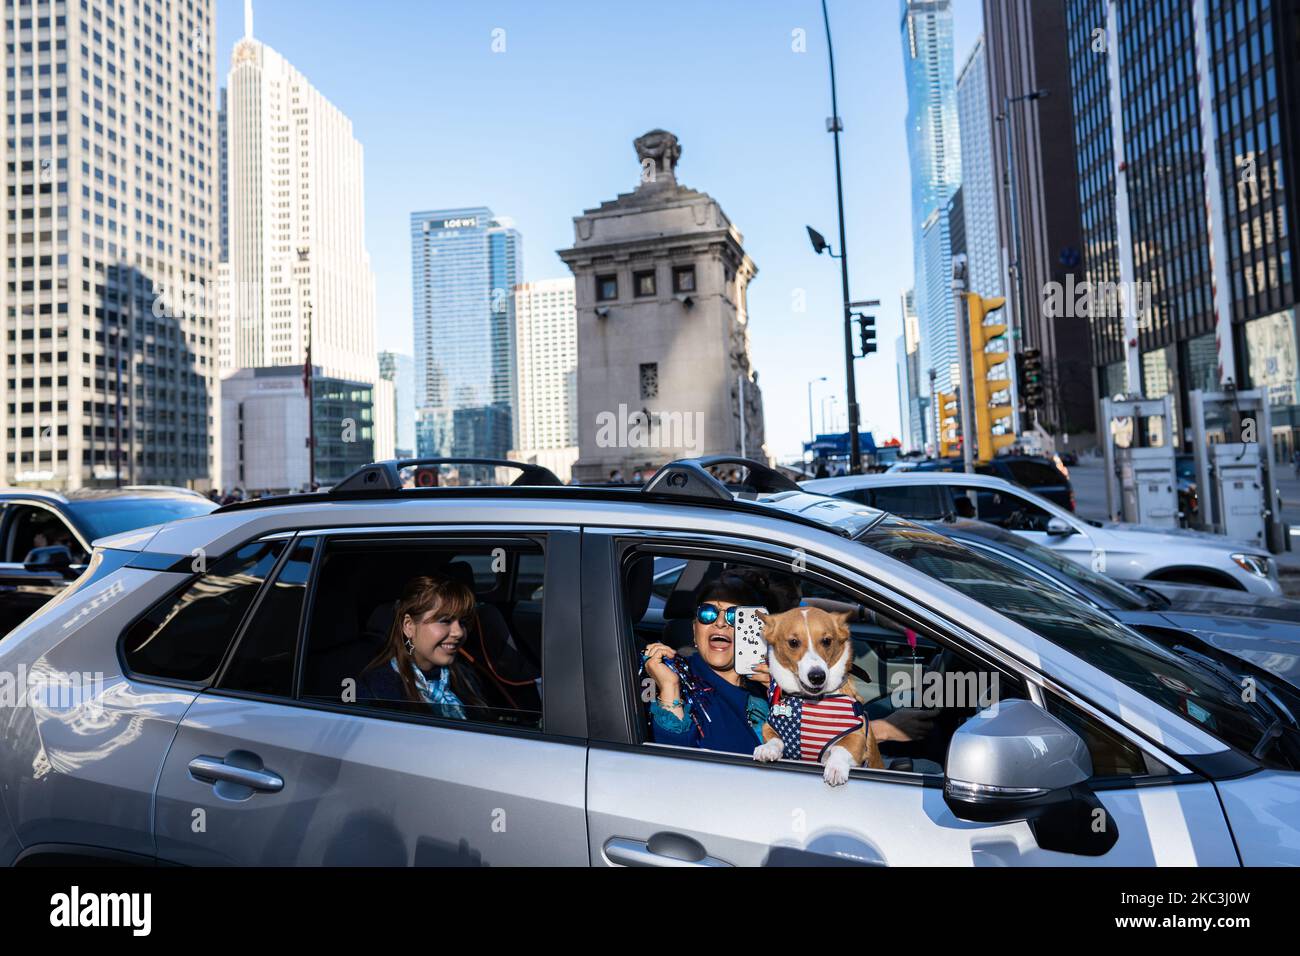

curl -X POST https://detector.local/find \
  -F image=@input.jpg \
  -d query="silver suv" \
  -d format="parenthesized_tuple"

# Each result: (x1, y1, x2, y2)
(0, 457, 1296, 866)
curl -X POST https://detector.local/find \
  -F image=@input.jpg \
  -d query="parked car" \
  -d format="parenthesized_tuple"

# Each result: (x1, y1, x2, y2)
(0, 486, 217, 636)
(804, 471, 1281, 596)
(1, 455, 1297, 866)
(885, 455, 1074, 511)
(926, 518, 1300, 688)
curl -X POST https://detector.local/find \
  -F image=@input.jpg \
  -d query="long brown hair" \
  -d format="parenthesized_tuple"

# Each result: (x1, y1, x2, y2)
(365, 575, 484, 708)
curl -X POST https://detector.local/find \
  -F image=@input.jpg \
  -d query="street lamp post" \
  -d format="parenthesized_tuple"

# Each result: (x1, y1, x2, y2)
(996, 88, 1048, 438)
(807, 376, 827, 462)
(818, 0, 862, 474)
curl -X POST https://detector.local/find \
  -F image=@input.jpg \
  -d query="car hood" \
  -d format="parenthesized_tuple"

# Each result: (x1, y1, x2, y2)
(1144, 582, 1300, 624)
(1216, 772, 1300, 865)
(1098, 521, 1258, 551)
(1146, 611, 1300, 688)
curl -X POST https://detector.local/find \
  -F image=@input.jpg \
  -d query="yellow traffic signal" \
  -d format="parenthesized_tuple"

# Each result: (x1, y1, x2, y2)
(936, 389, 961, 458)
(965, 293, 1015, 459)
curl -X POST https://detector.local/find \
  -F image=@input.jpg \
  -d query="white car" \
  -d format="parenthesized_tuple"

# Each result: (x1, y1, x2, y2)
(804, 471, 1282, 597)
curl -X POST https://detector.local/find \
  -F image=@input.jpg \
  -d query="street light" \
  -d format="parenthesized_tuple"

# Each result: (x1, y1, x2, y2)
(811, 0, 863, 474)
(807, 376, 828, 461)
(996, 87, 1048, 436)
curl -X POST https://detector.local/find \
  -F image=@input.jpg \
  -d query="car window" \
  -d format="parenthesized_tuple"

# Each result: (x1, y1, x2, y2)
(860, 518, 1300, 770)
(961, 528, 1148, 611)
(863, 485, 951, 519)
(952, 483, 1055, 531)
(219, 536, 318, 697)
(6, 505, 82, 563)
(1007, 460, 1065, 487)
(121, 539, 287, 683)
(622, 546, 1027, 777)
(299, 537, 543, 730)
(65, 497, 216, 539)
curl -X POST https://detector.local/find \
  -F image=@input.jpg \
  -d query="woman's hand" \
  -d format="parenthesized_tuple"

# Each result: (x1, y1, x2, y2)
(748, 661, 771, 688)
(643, 643, 680, 699)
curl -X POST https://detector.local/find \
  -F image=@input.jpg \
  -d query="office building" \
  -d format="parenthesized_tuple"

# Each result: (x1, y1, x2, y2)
(510, 278, 577, 482)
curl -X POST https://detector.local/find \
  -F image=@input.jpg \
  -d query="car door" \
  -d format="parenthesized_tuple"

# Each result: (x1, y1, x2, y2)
(0, 503, 86, 636)
(152, 526, 588, 865)
(582, 529, 1240, 866)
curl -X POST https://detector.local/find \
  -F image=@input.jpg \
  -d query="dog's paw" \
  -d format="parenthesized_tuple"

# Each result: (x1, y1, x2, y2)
(823, 747, 854, 786)
(753, 738, 784, 763)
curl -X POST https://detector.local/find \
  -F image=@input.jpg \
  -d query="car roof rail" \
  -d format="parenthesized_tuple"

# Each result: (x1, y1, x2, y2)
(333, 457, 564, 492)
(642, 455, 799, 502)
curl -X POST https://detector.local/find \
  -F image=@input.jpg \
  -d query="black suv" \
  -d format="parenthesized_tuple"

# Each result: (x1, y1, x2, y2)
(0, 486, 216, 636)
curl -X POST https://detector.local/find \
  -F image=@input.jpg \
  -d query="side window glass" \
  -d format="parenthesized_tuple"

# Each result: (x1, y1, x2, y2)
(299, 538, 543, 729)
(624, 549, 1025, 776)
(867, 486, 949, 519)
(1046, 694, 1167, 779)
(122, 539, 286, 683)
(220, 536, 318, 697)
(9, 506, 80, 562)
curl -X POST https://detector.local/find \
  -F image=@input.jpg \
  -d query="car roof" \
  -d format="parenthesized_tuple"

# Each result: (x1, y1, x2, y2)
(803, 471, 1021, 493)
(0, 485, 205, 505)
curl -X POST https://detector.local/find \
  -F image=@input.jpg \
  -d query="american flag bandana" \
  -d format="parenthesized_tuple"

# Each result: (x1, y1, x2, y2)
(767, 685, 865, 762)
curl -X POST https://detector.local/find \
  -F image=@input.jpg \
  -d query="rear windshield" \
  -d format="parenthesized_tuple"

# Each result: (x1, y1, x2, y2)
(859, 519, 1299, 767)
(67, 497, 216, 540)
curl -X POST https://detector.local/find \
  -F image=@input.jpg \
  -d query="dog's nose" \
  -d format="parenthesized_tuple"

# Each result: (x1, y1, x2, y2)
(807, 667, 826, 686)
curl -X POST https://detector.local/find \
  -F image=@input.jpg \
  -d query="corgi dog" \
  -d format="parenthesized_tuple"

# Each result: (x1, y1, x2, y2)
(752, 606, 883, 785)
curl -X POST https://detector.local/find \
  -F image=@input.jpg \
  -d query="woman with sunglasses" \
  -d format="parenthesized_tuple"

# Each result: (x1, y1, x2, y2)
(643, 573, 771, 753)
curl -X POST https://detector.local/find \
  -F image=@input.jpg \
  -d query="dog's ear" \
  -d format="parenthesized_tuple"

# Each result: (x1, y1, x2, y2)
(831, 609, 854, 637)
(756, 610, 778, 643)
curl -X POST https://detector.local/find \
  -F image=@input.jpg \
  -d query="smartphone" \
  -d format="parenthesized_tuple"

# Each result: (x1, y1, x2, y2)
(732, 606, 768, 676)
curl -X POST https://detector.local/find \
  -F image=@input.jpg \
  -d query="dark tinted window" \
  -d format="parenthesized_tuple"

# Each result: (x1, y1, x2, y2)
(122, 539, 285, 683)
(862, 485, 950, 519)
(1006, 460, 1066, 487)
(6, 505, 80, 562)
(220, 537, 317, 697)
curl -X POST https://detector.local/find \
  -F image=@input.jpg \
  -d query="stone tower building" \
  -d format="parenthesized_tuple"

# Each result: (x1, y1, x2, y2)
(558, 130, 766, 481)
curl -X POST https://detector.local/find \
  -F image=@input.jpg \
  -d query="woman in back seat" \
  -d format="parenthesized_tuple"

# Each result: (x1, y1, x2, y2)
(356, 575, 487, 719)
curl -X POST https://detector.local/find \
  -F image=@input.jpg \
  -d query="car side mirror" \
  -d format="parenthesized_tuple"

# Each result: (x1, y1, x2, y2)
(1046, 517, 1075, 537)
(23, 544, 77, 578)
(943, 699, 1118, 856)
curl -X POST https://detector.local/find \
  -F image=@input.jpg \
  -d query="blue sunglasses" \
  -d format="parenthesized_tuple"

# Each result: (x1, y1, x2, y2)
(696, 603, 736, 627)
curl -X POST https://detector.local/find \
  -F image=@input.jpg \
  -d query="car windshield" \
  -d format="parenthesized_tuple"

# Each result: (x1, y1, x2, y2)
(956, 523, 1150, 611)
(66, 497, 216, 540)
(860, 518, 1299, 767)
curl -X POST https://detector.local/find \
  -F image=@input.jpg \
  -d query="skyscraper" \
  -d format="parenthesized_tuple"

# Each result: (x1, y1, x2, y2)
(1, 0, 219, 488)
(956, 37, 1002, 300)
(511, 278, 577, 480)
(410, 208, 521, 459)
(1064, 0, 1300, 456)
(985, 0, 1092, 440)
(900, 0, 962, 399)
(223, 5, 377, 386)
(378, 351, 415, 458)
(901, 288, 927, 452)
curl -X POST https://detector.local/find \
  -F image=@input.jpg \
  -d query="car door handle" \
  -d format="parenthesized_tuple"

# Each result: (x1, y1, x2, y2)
(188, 754, 284, 794)
(603, 833, 731, 867)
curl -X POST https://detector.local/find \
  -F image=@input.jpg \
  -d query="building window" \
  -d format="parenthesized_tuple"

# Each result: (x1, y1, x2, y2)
(672, 265, 696, 294)
(639, 362, 659, 400)
(634, 270, 656, 297)
(596, 274, 618, 302)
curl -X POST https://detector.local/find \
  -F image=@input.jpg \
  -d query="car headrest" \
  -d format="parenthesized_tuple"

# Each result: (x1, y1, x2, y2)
(663, 560, 722, 620)
(444, 560, 477, 591)
(364, 601, 395, 642)
(624, 555, 654, 623)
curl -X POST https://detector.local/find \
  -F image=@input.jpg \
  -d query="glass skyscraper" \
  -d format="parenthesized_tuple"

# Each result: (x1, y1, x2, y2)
(900, 0, 962, 405)
(410, 207, 521, 458)
(1065, 0, 1300, 456)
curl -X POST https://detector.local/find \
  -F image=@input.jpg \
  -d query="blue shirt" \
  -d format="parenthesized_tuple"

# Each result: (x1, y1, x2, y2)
(650, 656, 768, 755)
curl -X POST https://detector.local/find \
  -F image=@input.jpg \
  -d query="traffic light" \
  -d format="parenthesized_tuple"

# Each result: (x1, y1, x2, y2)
(1018, 348, 1045, 410)
(937, 389, 961, 458)
(965, 293, 1015, 459)
(857, 314, 877, 356)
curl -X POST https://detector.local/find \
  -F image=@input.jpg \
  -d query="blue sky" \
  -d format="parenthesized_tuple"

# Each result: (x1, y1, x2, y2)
(216, 0, 982, 460)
